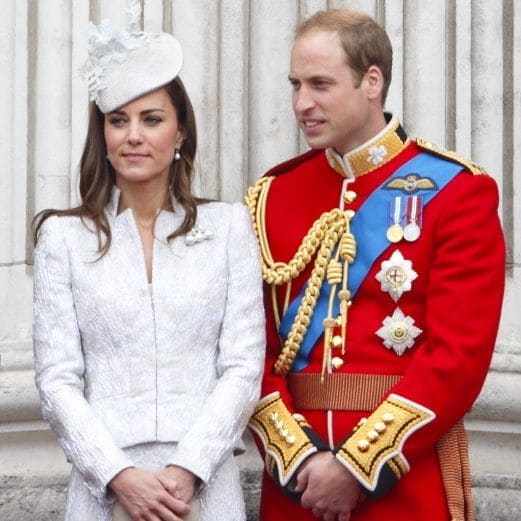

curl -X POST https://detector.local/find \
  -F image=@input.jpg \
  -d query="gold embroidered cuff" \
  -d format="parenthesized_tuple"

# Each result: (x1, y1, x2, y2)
(248, 392, 317, 486)
(335, 393, 434, 491)
(387, 454, 410, 480)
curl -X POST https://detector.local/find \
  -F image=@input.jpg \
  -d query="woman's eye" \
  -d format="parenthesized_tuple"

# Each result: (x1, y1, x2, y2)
(108, 117, 125, 126)
(145, 116, 161, 125)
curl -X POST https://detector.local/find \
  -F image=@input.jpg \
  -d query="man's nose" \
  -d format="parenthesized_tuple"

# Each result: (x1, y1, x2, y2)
(293, 86, 315, 113)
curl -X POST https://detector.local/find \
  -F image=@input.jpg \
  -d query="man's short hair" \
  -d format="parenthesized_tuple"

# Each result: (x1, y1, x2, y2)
(296, 9, 393, 104)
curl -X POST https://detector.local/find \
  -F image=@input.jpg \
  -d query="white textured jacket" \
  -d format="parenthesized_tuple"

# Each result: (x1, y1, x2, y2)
(33, 190, 265, 501)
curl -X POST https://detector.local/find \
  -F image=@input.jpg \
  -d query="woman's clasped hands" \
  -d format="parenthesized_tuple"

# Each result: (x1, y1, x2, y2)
(110, 465, 197, 521)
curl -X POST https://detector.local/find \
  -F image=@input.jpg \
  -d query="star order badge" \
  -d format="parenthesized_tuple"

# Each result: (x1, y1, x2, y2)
(375, 250, 418, 302)
(376, 307, 423, 355)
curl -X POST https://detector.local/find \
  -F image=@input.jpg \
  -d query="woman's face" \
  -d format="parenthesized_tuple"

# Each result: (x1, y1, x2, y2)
(104, 87, 184, 186)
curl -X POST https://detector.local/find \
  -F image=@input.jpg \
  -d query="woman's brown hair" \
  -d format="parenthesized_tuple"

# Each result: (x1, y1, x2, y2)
(33, 77, 203, 256)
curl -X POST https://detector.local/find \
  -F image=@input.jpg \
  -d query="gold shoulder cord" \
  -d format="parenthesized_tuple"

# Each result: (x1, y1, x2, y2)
(245, 177, 356, 377)
(416, 138, 488, 176)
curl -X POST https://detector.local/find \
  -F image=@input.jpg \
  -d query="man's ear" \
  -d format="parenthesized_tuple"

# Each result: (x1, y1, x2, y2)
(364, 65, 384, 102)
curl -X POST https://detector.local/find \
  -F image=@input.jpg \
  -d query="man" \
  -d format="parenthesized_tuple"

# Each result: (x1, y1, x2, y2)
(246, 9, 505, 521)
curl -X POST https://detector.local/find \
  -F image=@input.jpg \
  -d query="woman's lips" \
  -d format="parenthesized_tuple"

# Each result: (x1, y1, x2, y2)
(122, 153, 149, 161)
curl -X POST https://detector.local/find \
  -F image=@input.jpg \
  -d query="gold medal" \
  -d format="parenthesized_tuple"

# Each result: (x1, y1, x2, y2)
(387, 196, 404, 243)
(386, 223, 404, 243)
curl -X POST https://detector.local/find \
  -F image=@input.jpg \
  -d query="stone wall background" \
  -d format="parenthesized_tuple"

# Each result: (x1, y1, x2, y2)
(0, 1, 520, 519)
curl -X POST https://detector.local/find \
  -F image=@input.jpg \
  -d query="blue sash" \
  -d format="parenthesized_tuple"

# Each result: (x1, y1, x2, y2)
(279, 152, 463, 371)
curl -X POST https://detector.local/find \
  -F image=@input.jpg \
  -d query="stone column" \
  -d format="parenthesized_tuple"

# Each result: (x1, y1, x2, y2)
(403, 0, 447, 144)
(0, 2, 15, 267)
(218, 0, 250, 199)
(171, 0, 220, 199)
(384, 1, 405, 120)
(249, 0, 298, 178)
(33, 0, 73, 214)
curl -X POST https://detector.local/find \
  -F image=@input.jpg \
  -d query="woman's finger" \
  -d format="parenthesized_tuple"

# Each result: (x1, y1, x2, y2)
(156, 475, 179, 497)
(160, 492, 190, 518)
(153, 503, 183, 521)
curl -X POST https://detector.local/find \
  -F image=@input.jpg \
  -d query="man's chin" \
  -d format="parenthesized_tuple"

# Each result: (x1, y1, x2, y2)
(302, 135, 331, 151)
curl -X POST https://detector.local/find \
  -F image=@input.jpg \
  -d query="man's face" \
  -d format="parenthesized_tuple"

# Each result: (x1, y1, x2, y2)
(289, 30, 376, 155)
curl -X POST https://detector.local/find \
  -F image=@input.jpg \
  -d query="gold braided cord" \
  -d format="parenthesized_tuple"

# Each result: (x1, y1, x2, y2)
(245, 177, 350, 285)
(339, 229, 356, 354)
(274, 218, 347, 374)
(245, 176, 357, 375)
(245, 176, 275, 263)
(327, 259, 343, 285)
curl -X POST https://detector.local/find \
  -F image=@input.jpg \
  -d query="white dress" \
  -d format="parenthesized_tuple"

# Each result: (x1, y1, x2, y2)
(33, 190, 265, 520)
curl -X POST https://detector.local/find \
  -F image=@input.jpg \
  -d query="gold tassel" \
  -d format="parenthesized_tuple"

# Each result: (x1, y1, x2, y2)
(338, 229, 356, 355)
(322, 317, 336, 382)
(338, 288, 350, 355)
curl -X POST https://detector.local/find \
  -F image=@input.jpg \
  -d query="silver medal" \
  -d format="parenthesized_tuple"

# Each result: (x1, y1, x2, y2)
(403, 222, 421, 242)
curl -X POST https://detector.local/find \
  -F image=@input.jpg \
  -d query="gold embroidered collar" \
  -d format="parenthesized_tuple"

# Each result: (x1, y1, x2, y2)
(326, 114, 409, 179)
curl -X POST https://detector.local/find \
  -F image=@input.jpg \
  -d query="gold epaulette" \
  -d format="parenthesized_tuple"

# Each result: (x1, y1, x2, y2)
(248, 392, 317, 485)
(416, 138, 488, 176)
(335, 393, 435, 491)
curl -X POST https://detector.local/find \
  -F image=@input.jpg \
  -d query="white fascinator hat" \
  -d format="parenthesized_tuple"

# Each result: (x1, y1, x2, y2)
(82, 0, 183, 114)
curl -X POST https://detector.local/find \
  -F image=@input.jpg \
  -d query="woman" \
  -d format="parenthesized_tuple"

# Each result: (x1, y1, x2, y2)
(32, 5, 265, 521)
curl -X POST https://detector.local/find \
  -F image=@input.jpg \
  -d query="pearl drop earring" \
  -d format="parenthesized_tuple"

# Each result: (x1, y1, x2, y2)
(174, 147, 181, 161)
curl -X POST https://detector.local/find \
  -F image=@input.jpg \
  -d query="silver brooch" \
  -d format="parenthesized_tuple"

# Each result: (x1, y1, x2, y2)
(184, 223, 214, 246)
(376, 307, 422, 356)
(375, 250, 418, 302)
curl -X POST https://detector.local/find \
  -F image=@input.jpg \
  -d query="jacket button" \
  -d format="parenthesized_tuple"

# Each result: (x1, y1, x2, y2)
(357, 440, 370, 452)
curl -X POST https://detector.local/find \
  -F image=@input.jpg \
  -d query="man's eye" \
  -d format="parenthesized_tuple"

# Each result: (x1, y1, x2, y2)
(314, 81, 329, 89)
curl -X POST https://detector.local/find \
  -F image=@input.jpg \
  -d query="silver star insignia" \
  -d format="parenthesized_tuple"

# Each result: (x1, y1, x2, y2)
(375, 250, 418, 302)
(376, 307, 423, 356)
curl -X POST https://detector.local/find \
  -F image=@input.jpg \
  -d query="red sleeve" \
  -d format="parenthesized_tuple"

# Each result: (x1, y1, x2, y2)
(396, 173, 505, 452)
(335, 173, 505, 495)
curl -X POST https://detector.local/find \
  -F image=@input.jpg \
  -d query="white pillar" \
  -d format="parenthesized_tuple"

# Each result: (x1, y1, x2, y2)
(299, 0, 327, 19)
(0, 1, 15, 265)
(12, 1, 28, 262)
(403, 0, 447, 144)
(144, 0, 164, 33)
(99, 0, 129, 27)
(454, 1, 472, 157)
(219, 0, 249, 200)
(33, 1, 72, 214)
(70, 1, 90, 207)
(471, 0, 504, 218)
(383, 0, 404, 121)
(249, 0, 298, 179)
(513, 0, 521, 266)
(171, 0, 220, 199)
(328, 0, 376, 16)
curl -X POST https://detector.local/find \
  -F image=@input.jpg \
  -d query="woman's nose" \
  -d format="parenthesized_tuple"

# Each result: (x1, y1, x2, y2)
(127, 121, 144, 144)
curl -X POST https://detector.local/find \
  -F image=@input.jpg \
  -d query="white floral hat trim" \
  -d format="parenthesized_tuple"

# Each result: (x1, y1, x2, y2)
(82, 0, 183, 113)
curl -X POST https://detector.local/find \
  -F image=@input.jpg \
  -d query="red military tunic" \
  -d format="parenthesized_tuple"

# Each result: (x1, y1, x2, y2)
(246, 116, 505, 521)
